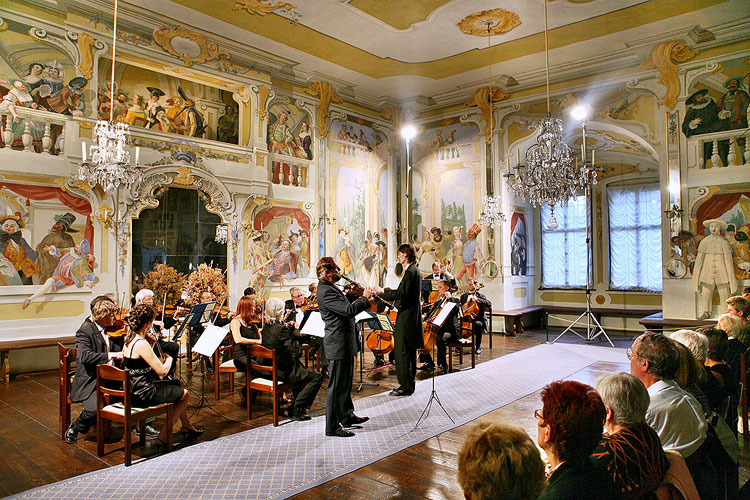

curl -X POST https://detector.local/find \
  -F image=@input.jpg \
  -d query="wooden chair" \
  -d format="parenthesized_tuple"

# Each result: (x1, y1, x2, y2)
(245, 345, 291, 426)
(57, 342, 76, 439)
(214, 333, 237, 400)
(447, 323, 476, 373)
(96, 364, 173, 466)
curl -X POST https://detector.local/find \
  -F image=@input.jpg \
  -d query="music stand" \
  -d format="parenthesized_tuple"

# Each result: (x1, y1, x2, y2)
(354, 312, 394, 392)
(190, 323, 230, 418)
(414, 300, 455, 430)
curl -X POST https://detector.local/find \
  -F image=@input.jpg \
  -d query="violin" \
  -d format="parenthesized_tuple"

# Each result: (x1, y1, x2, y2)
(339, 275, 394, 312)
(212, 302, 232, 318)
(105, 308, 129, 337)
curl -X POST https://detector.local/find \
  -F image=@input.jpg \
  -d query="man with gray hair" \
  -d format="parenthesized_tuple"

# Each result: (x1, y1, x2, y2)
(592, 372, 668, 499)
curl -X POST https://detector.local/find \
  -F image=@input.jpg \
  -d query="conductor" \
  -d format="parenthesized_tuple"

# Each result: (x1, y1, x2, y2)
(373, 244, 423, 396)
(316, 257, 373, 437)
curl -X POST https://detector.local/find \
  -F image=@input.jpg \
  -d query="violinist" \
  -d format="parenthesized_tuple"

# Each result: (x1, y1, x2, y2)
(460, 278, 492, 354)
(134, 289, 180, 378)
(189, 290, 232, 372)
(285, 287, 327, 376)
(65, 296, 124, 444)
(122, 304, 202, 444)
(373, 244, 423, 397)
(419, 279, 461, 375)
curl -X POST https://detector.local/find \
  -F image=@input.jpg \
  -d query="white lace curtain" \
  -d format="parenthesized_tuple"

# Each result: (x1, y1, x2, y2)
(541, 196, 588, 288)
(608, 184, 662, 292)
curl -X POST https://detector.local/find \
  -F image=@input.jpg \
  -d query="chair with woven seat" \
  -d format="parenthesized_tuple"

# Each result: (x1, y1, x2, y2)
(96, 364, 173, 466)
(214, 332, 237, 400)
(57, 343, 76, 439)
(245, 344, 291, 426)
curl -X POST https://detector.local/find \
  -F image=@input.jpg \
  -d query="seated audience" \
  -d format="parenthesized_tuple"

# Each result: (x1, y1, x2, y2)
(229, 295, 263, 408)
(592, 372, 668, 499)
(260, 297, 324, 421)
(457, 422, 545, 500)
(716, 313, 747, 375)
(697, 327, 738, 422)
(537, 380, 615, 500)
(670, 330, 722, 411)
(725, 295, 749, 322)
(122, 304, 202, 444)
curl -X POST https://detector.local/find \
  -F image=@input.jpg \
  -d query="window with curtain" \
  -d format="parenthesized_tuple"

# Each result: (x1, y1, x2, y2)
(541, 196, 588, 288)
(608, 184, 662, 292)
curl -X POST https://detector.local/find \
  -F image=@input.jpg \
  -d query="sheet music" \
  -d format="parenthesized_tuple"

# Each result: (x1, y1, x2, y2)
(300, 311, 326, 338)
(355, 311, 374, 323)
(193, 324, 229, 357)
(433, 301, 456, 327)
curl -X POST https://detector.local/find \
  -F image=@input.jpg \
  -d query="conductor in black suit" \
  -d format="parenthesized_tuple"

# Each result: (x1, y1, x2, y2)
(316, 257, 372, 437)
(373, 244, 424, 396)
(65, 295, 124, 444)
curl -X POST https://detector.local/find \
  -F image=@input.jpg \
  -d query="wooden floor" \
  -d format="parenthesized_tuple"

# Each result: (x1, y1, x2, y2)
(0, 330, 746, 499)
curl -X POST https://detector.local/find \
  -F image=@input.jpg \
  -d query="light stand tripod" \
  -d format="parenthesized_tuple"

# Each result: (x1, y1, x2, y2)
(413, 339, 454, 430)
(551, 121, 614, 348)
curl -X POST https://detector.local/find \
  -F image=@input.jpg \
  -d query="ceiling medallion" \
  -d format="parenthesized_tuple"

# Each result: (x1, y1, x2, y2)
(153, 26, 230, 67)
(233, 0, 296, 16)
(457, 9, 521, 36)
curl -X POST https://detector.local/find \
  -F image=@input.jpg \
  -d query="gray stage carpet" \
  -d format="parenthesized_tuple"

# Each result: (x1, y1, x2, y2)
(8, 343, 626, 500)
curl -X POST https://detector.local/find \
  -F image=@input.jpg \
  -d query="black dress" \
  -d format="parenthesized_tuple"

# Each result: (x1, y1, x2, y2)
(232, 321, 260, 374)
(123, 338, 182, 407)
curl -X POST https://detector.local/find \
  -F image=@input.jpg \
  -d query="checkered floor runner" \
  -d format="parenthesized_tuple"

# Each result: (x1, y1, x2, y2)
(8, 343, 625, 500)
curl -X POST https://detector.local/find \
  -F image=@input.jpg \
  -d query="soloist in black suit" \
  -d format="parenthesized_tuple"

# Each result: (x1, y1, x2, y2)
(316, 279, 370, 434)
(379, 262, 423, 394)
(69, 318, 123, 433)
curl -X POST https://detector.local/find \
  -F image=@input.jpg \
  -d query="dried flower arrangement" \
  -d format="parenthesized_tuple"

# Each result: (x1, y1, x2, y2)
(184, 262, 228, 306)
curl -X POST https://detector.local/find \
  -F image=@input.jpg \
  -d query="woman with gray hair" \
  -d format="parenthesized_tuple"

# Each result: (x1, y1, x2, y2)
(671, 329, 723, 412)
(592, 372, 668, 499)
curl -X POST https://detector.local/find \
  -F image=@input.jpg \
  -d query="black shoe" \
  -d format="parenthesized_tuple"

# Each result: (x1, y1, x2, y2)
(374, 357, 385, 367)
(476, 348, 482, 355)
(291, 411, 311, 422)
(390, 387, 412, 396)
(181, 427, 204, 440)
(135, 424, 160, 439)
(438, 365, 448, 375)
(326, 427, 355, 437)
(64, 424, 78, 444)
(417, 363, 435, 371)
(342, 415, 369, 427)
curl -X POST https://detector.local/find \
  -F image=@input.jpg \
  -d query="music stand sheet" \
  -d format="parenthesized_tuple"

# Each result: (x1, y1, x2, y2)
(374, 313, 394, 331)
(433, 301, 456, 327)
(354, 311, 374, 323)
(193, 324, 229, 357)
(299, 311, 325, 338)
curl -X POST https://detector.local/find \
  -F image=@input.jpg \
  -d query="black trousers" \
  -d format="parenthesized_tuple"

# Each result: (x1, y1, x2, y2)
(393, 333, 416, 394)
(325, 357, 355, 433)
(156, 340, 179, 376)
(71, 391, 98, 433)
(290, 369, 324, 414)
(471, 320, 485, 349)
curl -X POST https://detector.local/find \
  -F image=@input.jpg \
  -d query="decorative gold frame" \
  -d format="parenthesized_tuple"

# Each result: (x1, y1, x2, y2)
(153, 26, 230, 67)
(458, 9, 521, 36)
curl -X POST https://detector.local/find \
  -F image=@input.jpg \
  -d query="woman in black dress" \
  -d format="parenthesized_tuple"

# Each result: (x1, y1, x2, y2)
(123, 304, 202, 444)
(229, 295, 263, 407)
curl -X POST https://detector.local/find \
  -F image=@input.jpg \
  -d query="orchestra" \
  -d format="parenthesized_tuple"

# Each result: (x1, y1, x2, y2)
(65, 243, 492, 447)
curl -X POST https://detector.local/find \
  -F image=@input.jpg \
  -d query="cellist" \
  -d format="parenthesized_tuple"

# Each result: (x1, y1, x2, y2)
(418, 279, 461, 375)
(460, 278, 492, 354)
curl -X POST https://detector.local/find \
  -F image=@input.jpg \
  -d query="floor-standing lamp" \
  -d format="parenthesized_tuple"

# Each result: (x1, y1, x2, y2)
(401, 124, 417, 243)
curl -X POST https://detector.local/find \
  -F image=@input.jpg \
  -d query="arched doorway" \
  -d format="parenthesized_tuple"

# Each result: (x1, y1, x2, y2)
(131, 187, 227, 283)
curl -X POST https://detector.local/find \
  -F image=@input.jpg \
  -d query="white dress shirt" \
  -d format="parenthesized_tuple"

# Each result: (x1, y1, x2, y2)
(646, 379, 707, 458)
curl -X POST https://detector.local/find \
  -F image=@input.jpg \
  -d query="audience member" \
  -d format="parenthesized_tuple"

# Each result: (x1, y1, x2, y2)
(698, 327, 738, 422)
(716, 313, 747, 374)
(537, 380, 614, 500)
(670, 330, 722, 412)
(457, 422, 545, 500)
(725, 295, 749, 322)
(592, 372, 668, 499)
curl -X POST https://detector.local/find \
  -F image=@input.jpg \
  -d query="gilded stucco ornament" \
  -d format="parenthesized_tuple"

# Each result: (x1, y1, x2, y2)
(153, 26, 230, 67)
(69, 32, 99, 80)
(465, 86, 509, 140)
(458, 9, 521, 36)
(253, 84, 272, 122)
(304, 81, 342, 139)
(639, 41, 698, 110)
(233, 0, 296, 15)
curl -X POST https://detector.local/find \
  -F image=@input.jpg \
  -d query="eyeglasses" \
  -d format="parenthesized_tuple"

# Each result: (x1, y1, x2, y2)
(626, 348, 635, 360)
(534, 409, 543, 420)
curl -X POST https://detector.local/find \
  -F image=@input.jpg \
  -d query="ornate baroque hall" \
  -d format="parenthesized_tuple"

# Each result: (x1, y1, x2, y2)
(0, 1, 749, 499)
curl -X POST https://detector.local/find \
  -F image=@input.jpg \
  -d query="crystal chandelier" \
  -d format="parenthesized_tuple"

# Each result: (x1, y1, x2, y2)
(215, 224, 228, 244)
(505, 0, 594, 226)
(479, 21, 505, 229)
(77, 0, 141, 195)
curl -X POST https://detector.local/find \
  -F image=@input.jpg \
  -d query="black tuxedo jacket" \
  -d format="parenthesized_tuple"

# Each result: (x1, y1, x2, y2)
(460, 291, 492, 330)
(380, 262, 424, 350)
(70, 318, 123, 403)
(316, 279, 370, 360)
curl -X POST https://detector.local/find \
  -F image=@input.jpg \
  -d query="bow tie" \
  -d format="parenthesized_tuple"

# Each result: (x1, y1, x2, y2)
(0, 231, 22, 245)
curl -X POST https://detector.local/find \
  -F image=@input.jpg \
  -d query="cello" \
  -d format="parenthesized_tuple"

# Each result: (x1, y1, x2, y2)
(461, 282, 485, 319)
(420, 298, 446, 354)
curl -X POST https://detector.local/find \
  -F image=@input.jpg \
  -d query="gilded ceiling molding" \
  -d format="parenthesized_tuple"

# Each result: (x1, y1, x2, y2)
(457, 9, 521, 36)
(252, 84, 273, 121)
(153, 26, 230, 67)
(233, 0, 296, 15)
(0, 17, 8, 31)
(638, 41, 698, 110)
(464, 86, 509, 140)
(71, 32, 97, 80)
(303, 81, 342, 139)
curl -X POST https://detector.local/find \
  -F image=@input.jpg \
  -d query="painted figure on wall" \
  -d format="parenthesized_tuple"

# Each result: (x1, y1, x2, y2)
(730, 226, 750, 279)
(269, 238, 297, 283)
(445, 225, 465, 287)
(123, 94, 147, 127)
(268, 111, 306, 158)
(176, 87, 206, 138)
(691, 219, 737, 319)
(682, 88, 730, 167)
(35, 213, 77, 283)
(298, 121, 312, 159)
(334, 228, 355, 277)
(455, 224, 483, 284)
(718, 77, 749, 130)
(510, 213, 528, 276)
(145, 87, 169, 130)
(0, 213, 38, 285)
(22, 239, 96, 309)
(217, 104, 239, 144)
(0, 79, 46, 150)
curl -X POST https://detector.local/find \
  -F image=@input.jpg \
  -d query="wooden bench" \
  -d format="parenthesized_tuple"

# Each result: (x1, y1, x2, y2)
(491, 306, 545, 336)
(0, 336, 75, 383)
(638, 312, 713, 332)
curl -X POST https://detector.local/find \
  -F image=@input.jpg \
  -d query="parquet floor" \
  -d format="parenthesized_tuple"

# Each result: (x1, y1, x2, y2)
(0, 330, 745, 499)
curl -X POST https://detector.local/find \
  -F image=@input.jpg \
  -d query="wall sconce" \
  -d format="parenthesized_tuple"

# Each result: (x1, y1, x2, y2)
(312, 213, 336, 230)
(664, 203, 683, 221)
